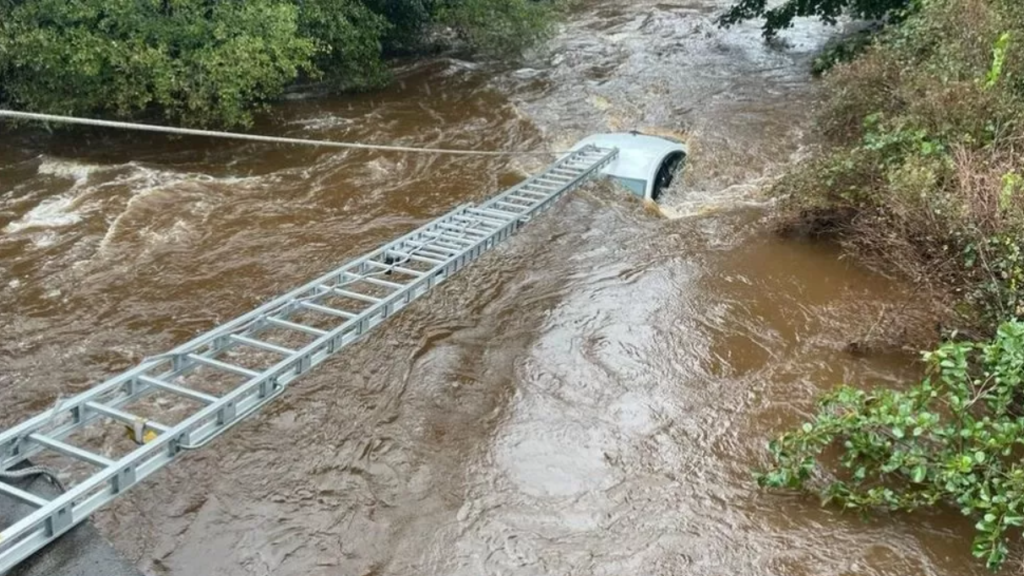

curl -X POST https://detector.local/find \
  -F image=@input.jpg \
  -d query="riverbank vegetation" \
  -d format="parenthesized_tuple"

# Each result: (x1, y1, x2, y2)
(725, 0, 1024, 569)
(0, 0, 559, 128)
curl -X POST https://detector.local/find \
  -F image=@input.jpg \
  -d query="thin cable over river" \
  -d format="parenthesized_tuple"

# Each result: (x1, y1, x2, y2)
(0, 0, 988, 574)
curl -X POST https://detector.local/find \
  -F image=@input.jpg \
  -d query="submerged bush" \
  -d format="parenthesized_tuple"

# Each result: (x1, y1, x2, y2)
(758, 320, 1024, 569)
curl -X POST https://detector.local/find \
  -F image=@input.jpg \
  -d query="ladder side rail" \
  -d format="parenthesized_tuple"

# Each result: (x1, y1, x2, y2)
(479, 144, 614, 214)
(0, 201, 483, 468)
(0, 148, 617, 574)
(3, 148, 616, 470)
(0, 206, 527, 573)
(475, 149, 584, 210)
(0, 207, 475, 468)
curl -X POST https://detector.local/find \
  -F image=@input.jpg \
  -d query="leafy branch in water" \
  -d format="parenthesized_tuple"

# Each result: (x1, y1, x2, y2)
(718, 0, 913, 39)
(757, 320, 1024, 569)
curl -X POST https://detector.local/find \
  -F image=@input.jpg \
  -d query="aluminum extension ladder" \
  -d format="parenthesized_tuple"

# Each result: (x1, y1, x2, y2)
(0, 145, 618, 573)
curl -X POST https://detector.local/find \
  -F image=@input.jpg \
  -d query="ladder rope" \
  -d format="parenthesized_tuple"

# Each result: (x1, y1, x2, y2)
(0, 109, 559, 157)
(0, 466, 66, 493)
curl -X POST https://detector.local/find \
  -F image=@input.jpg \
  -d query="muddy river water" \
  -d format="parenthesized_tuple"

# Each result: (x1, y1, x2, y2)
(0, 1, 991, 574)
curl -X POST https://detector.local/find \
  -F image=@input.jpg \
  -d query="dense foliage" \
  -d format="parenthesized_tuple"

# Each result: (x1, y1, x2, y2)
(753, 0, 1024, 569)
(770, 0, 1024, 324)
(758, 321, 1024, 569)
(0, 0, 559, 127)
(718, 0, 912, 38)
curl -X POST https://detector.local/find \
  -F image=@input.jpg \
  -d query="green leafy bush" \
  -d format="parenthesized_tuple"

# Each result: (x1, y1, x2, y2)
(434, 0, 559, 56)
(811, 28, 879, 76)
(0, 0, 562, 127)
(0, 0, 317, 127)
(754, 3, 1024, 568)
(296, 0, 390, 90)
(758, 320, 1024, 569)
(765, 0, 1024, 323)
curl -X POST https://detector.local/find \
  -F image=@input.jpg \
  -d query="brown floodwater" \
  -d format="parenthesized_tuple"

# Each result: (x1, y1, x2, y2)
(0, 1, 991, 575)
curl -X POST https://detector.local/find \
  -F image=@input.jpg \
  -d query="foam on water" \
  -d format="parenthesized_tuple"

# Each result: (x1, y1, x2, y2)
(36, 157, 109, 187)
(94, 164, 262, 256)
(657, 179, 775, 219)
(288, 115, 355, 132)
(3, 157, 120, 236)
(4, 195, 85, 234)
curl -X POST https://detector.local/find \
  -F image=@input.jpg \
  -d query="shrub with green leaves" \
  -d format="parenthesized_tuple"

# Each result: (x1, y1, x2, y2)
(296, 0, 390, 90)
(0, 0, 561, 127)
(758, 320, 1024, 569)
(434, 0, 559, 56)
(762, 0, 1024, 323)
(0, 0, 317, 127)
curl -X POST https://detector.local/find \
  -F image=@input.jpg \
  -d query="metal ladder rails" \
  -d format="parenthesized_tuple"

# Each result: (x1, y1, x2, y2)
(0, 144, 618, 573)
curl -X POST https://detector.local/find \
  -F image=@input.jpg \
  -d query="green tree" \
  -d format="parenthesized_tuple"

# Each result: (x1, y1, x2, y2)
(0, 0, 560, 127)
(718, 0, 912, 38)
(362, 0, 433, 53)
(434, 0, 559, 55)
(294, 0, 390, 89)
(0, 0, 317, 127)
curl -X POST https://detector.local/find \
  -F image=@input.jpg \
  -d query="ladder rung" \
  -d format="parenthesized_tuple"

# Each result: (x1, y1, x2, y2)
(550, 169, 580, 177)
(515, 189, 549, 198)
(483, 206, 522, 218)
(455, 215, 505, 229)
(528, 183, 561, 192)
(419, 243, 464, 258)
(433, 239, 472, 252)
(138, 374, 219, 405)
(427, 231, 481, 246)
(364, 260, 425, 277)
(186, 353, 262, 379)
(413, 249, 456, 263)
(425, 231, 476, 246)
(230, 333, 298, 355)
(421, 238, 468, 253)
(28, 433, 116, 468)
(504, 195, 536, 205)
(386, 250, 446, 266)
(448, 216, 500, 231)
(360, 276, 406, 291)
(536, 177, 569, 186)
(266, 316, 329, 337)
(300, 301, 358, 320)
(436, 223, 488, 237)
(525, 182, 561, 191)
(405, 240, 459, 256)
(85, 402, 171, 433)
(341, 272, 409, 291)
(0, 480, 50, 508)
(467, 208, 516, 222)
(326, 287, 383, 304)
(494, 201, 527, 212)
